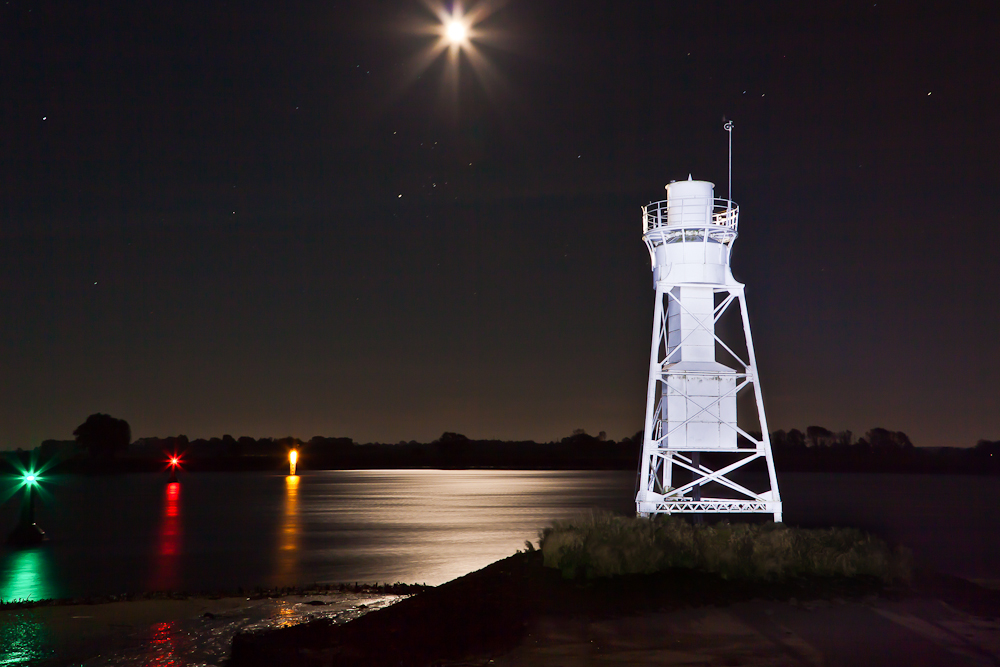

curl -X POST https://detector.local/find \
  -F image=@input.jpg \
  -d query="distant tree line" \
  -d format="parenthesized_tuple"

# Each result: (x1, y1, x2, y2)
(32, 427, 640, 473)
(14, 413, 1000, 475)
(768, 426, 1000, 474)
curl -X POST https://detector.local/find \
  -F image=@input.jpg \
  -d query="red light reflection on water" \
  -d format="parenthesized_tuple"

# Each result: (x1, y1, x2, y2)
(151, 482, 182, 590)
(146, 621, 181, 666)
(164, 483, 180, 521)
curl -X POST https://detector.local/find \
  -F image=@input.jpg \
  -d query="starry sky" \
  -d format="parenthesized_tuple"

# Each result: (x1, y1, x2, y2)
(2, 0, 998, 449)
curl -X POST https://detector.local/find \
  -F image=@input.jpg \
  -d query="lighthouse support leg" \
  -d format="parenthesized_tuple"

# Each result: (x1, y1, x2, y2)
(635, 285, 782, 522)
(737, 288, 782, 522)
(637, 287, 666, 517)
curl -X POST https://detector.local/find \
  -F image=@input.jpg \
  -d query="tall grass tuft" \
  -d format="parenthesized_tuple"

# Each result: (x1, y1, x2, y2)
(538, 510, 911, 583)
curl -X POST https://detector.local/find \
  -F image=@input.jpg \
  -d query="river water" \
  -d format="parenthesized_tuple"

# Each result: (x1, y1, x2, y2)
(0, 470, 639, 601)
(1, 470, 999, 665)
(3, 470, 1000, 601)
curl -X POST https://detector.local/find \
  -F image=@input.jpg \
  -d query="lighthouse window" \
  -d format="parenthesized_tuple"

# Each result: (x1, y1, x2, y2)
(663, 229, 708, 244)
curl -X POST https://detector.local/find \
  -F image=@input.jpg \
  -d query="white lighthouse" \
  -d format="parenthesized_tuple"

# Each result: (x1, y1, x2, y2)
(635, 172, 782, 521)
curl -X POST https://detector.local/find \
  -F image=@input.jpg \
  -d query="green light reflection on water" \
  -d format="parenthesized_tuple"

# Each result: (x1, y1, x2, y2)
(0, 610, 55, 667)
(1, 547, 56, 602)
(0, 548, 57, 666)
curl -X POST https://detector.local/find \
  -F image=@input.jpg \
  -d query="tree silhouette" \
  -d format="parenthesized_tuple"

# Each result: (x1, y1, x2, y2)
(806, 425, 835, 447)
(73, 413, 131, 459)
(866, 428, 913, 450)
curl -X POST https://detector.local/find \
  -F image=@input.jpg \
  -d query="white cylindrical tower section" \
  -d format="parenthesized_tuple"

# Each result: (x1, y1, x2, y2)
(666, 179, 714, 226)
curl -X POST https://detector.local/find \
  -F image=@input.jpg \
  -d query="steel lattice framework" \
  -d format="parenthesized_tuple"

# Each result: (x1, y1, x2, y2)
(635, 179, 782, 522)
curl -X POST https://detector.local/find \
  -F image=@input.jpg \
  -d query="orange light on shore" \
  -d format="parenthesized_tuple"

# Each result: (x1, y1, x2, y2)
(289, 449, 298, 476)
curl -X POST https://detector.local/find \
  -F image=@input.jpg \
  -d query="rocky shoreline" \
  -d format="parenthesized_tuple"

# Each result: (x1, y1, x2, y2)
(4, 551, 1000, 666)
(0, 581, 432, 610)
(229, 550, 1000, 667)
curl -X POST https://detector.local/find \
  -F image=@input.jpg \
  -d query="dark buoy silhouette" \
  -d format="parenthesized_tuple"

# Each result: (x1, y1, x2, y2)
(7, 473, 45, 546)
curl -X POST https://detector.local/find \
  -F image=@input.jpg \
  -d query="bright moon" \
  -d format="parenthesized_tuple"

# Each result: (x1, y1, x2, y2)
(402, 1, 507, 99)
(445, 19, 467, 45)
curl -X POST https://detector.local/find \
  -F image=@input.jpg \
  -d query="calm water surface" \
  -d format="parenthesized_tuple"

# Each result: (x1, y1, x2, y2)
(3, 470, 1000, 603)
(0, 470, 636, 601)
(2, 470, 1000, 666)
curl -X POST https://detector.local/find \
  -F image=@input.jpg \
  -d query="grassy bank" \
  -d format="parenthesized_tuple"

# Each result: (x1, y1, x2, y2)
(539, 511, 912, 582)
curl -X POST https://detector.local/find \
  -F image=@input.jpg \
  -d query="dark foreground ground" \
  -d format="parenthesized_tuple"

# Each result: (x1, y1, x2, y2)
(230, 551, 1000, 667)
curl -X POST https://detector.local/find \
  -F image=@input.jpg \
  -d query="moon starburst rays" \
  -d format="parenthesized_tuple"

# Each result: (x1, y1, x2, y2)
(405, 0, 507, 103)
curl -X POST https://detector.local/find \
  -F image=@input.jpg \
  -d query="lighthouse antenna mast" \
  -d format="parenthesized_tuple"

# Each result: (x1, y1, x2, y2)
(724, 120, 734, 203)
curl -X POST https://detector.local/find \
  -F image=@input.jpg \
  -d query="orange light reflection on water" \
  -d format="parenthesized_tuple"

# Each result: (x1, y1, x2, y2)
(273, 475, 300, 586)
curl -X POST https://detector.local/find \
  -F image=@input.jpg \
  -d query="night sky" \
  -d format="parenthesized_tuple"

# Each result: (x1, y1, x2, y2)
(2, 1, 998, 449)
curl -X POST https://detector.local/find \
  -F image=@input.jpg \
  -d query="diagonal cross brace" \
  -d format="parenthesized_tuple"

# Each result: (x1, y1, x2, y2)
(661, 452, 762, 500)
(659, 376, 751, 441)
(660, 289, 750, 370)
(665, 453, 764, 500)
